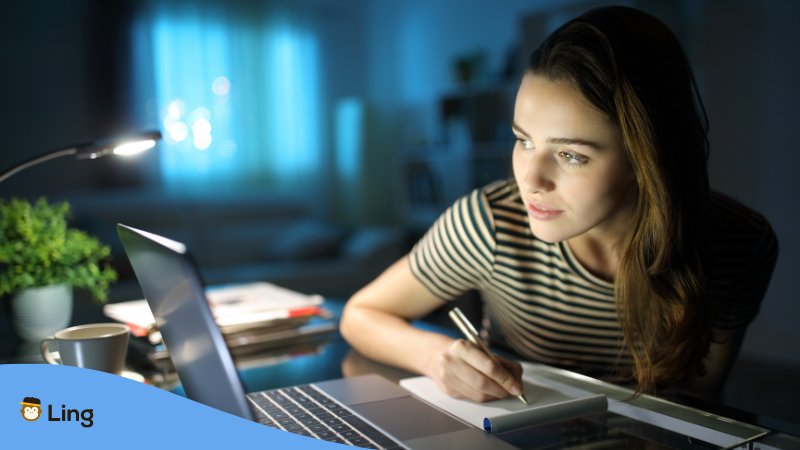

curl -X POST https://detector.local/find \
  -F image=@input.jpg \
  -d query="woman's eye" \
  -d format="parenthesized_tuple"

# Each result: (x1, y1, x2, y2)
(515, 138, 534, 150)
(557, 151, 588, 167)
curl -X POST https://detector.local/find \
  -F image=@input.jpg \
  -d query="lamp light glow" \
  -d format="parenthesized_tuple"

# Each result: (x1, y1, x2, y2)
(113, 139, 157, 156)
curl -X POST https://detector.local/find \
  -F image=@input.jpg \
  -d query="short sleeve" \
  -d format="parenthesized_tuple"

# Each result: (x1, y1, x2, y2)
(706, 193, 779, 331)
(409, 188, 497, 300)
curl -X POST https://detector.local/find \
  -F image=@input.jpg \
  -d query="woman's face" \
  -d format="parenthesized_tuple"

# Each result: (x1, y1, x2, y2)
(512, 74, 635, 244)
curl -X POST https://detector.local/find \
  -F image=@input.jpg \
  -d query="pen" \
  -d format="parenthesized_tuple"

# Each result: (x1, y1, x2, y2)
(448, 307, 528, 405)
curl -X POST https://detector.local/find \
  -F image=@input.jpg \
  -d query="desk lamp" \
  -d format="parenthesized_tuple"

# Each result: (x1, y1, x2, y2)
(0, 130, 162, 183)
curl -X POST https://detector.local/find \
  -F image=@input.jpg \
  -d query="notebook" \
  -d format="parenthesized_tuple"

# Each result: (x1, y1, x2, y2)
(400, 376, 607, 433)
(116, 223, 518, 450)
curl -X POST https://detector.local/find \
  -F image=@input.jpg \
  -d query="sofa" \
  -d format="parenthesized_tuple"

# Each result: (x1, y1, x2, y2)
(59, 190, 407, 302)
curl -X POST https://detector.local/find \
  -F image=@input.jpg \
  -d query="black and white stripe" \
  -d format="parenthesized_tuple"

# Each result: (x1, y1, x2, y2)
(410, 179, 777, 381)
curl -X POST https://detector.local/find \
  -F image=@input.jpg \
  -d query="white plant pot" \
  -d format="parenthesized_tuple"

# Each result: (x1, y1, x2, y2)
(10, 284, 73, 341)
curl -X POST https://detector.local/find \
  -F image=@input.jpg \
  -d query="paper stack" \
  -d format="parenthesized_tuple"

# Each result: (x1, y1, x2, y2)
(103, 282, 335, 369)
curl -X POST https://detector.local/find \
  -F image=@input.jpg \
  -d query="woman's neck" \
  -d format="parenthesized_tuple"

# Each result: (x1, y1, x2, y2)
(566, 235, 621, 282)
(567, 183, 636, 282)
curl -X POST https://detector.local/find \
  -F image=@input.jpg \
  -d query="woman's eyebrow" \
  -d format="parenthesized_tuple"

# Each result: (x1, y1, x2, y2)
(548, 137, 603, 150)
(512, 122, 603, 150)
(511, 122, 529, 136)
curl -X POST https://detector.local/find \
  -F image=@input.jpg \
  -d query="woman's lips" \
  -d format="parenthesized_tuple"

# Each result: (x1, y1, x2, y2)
(527, 200, 564, 221)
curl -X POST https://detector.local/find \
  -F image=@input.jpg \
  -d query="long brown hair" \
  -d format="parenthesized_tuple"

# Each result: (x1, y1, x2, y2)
(528, 6, 711, 393)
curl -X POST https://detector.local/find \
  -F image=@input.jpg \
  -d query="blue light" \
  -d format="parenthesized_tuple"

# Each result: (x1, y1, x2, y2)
(139, 4, 322, 195)
(335, 98, 363, 180)
(266, 19, 321, 181)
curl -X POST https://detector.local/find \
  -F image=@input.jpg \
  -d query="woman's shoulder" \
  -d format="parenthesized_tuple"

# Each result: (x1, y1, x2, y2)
(705, 192, 777, 276)
(707, 192, 777, 248)
(479, 179, 525, 213)
(430, 179, 526, 246)
(705, 191, 779, 330)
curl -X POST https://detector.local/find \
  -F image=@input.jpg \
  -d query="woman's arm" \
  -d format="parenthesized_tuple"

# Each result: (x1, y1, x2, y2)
(340, 255, 524, 402)
(670, 329, 746, 401)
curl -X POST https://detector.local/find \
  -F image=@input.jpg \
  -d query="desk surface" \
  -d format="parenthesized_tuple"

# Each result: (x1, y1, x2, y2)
(2, 297, 799, 450)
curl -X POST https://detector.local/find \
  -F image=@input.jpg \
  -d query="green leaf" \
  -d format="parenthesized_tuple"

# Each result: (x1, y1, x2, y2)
(0, 198, 117, 303)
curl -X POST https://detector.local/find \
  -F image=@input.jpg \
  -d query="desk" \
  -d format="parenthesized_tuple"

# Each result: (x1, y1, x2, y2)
(2, 298, 799, 450)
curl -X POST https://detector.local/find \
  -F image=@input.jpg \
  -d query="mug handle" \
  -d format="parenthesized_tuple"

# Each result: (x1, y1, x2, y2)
(40, 337, 61, 365)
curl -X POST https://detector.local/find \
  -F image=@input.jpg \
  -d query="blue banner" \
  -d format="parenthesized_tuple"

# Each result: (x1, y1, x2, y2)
(2, 364, 347, 449)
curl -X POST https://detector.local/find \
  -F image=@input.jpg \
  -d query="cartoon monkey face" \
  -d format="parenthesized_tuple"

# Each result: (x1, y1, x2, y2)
(21, 404, 41, 421)
(21, 397, 43, 421)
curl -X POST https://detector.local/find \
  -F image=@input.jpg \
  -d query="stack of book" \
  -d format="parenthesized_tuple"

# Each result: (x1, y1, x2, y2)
(103, 282, 336, 372)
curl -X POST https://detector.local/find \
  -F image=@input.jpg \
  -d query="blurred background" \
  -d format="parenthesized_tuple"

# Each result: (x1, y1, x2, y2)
(1, 0, 798, 427)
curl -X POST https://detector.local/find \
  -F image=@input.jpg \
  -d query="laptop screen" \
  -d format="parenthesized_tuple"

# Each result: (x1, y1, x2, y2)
(117, 223, 254, 419)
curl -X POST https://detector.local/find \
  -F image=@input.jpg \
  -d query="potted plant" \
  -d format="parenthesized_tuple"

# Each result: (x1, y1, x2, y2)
(0, 198, 117, 341)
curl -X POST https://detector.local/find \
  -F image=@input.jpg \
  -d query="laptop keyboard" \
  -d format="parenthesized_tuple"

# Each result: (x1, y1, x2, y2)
(247, 384, 403, 449)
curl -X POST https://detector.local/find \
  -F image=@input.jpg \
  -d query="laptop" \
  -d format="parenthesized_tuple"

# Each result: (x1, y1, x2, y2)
(117, 224, 516, 450)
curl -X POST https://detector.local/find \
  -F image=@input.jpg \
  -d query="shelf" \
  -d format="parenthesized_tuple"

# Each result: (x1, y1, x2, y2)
(398, 87, 516, 231)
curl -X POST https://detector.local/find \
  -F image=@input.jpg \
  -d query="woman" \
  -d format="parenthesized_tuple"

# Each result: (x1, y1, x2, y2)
(340, 6, 777, 402)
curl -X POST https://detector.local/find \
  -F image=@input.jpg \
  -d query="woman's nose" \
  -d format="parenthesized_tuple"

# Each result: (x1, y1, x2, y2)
(523, 152, 556, 193)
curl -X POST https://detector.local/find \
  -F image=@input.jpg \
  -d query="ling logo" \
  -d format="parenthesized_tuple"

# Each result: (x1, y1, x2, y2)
(19, 396, 95, 428)
(20, 397, 43, 421)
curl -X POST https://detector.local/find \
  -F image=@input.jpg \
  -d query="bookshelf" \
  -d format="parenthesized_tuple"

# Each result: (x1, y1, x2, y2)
(399, 86, 515, 234)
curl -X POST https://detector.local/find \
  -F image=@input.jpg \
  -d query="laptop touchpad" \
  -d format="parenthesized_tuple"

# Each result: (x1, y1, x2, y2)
(350, 396, 468, 441)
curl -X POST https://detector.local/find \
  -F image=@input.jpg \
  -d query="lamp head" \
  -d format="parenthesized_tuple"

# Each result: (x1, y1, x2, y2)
(75, 130, 162, 160)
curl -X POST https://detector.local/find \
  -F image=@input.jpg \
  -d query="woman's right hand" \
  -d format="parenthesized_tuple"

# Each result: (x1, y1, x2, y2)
(428, 338, 524, 403)
(341, 254, 523, 403)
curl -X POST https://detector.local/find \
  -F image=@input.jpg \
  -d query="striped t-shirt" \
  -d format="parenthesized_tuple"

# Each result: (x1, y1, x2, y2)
(409, 179, 778, 381)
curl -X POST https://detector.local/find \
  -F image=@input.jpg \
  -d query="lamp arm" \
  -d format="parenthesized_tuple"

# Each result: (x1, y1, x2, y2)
(0, 130, 160, 184)
(0, 147, 78, 183)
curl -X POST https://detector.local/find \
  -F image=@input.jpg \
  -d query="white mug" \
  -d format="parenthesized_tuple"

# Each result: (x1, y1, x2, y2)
(40, 323, 130, 374)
